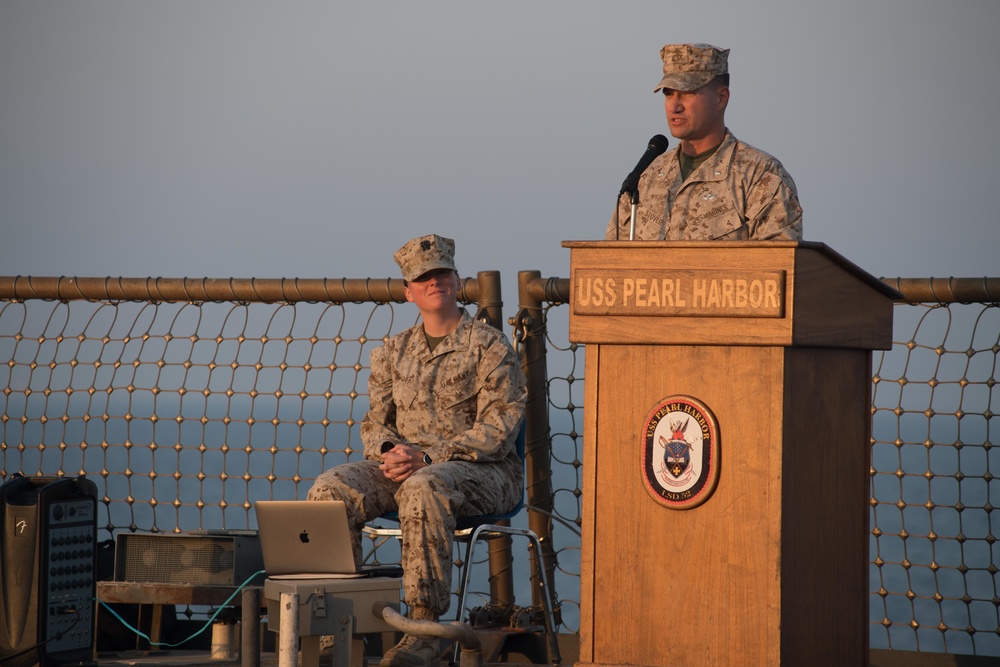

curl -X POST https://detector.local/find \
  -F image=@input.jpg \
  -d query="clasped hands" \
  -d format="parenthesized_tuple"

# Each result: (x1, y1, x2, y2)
(380, 443, 429, 484)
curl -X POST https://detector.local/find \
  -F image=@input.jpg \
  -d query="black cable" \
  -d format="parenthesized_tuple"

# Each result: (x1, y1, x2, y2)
(0, 609, 81, 665)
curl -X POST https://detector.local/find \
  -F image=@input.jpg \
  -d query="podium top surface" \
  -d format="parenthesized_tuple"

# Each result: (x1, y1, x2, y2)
(562, 240, 901, 300)
(561, 240, 901, 348)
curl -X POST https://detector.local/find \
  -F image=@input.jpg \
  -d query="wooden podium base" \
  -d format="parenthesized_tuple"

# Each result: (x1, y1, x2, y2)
(578, 344, 870, 667)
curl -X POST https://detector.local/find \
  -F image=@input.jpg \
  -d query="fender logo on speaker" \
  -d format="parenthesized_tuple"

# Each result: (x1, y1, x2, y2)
(641, 395, 720, 510)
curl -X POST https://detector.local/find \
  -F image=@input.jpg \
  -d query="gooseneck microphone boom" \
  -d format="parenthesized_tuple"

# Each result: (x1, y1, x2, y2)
(618, 134, 669, 240)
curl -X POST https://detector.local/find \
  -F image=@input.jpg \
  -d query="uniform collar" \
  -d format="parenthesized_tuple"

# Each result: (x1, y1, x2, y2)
(674, 129, 737, 184)
(407, 309, 474, 360)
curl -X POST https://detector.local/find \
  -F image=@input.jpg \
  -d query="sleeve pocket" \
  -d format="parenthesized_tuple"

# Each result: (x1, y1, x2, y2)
(708, 209, 747, 241)
(393, 381, 418, 409)
(441, 385, 481, 427)
(443, 386, 480, 410)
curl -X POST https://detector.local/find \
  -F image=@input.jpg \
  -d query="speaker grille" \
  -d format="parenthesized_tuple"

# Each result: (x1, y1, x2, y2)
(114, 533, 260, 585)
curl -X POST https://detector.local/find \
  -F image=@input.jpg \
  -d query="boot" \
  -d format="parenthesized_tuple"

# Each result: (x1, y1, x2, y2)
(379, 633, 440, 667)
(380, 606, 440, 667)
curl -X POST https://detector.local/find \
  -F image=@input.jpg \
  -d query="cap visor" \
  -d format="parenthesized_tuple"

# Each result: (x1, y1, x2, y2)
(653, 72, 715, 93)
(408, 262, 457, 282)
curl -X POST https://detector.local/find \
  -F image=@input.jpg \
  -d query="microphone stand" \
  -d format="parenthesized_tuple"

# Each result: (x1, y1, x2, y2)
(618, 134, 668, 241)
(629, 191, 639, 240)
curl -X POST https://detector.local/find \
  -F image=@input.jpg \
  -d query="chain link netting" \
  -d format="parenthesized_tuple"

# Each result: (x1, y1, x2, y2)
(0, 299, 408, 533)
(869, 300, 1000, 655)
(522, 303, 583, 633)
(2, 282, 999, 654)
(0, 280, 540, 627)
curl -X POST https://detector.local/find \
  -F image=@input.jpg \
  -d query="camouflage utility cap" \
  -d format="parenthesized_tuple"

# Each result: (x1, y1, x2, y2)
(394, 234, 457, 282)
(653, 43, 729, 93)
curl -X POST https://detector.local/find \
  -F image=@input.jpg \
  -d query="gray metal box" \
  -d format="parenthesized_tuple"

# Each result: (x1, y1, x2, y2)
(264, 577, 401, 635)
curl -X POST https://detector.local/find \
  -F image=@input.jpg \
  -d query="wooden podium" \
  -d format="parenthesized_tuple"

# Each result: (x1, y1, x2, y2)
(565, 241, 900, 667)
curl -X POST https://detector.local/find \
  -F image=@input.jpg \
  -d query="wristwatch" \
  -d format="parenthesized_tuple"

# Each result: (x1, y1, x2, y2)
(422, 452, 432, 466)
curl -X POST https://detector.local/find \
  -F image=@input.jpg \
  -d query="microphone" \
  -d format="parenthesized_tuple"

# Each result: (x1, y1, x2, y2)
(619, 134, 669, 200)
(618, 134, 668, 240)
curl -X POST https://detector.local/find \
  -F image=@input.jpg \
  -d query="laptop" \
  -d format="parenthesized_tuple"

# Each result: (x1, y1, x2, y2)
(255, 500, 399, 580)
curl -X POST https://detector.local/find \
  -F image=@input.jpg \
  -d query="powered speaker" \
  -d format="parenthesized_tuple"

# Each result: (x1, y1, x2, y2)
(0, 475, 98, 667)
(113, 532, 263, 586)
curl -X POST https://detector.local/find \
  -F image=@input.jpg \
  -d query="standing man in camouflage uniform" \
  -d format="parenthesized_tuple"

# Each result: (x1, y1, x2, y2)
(606, 43, 803, 241)
(308, 234, 526, 667)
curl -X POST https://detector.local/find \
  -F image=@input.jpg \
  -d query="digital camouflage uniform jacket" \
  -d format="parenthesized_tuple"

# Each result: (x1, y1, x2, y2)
(606, 129, 803, 241)
(361, 309, 526, 477)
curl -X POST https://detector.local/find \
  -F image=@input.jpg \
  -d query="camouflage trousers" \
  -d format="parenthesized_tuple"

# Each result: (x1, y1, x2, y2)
(307, 459, 522, 616)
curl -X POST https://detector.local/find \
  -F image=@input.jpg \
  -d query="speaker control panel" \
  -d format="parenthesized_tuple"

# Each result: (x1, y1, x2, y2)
(44, 498, 96, 653)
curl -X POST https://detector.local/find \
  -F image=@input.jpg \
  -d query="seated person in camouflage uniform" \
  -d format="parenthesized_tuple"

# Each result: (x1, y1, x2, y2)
(308, 234, 526, 667)
(607, 43, 803, 241)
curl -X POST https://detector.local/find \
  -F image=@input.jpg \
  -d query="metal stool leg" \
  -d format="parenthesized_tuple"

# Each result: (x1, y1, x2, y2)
(450, 525, 561, 667)
(525, 530, 561, 666)
(451, 524, 489, 666)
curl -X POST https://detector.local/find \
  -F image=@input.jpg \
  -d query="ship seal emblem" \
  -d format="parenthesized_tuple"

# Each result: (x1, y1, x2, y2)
(641, 395, 720, 509)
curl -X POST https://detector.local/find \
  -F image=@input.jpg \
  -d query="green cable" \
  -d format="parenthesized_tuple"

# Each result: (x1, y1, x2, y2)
(97, 570, 266, 648)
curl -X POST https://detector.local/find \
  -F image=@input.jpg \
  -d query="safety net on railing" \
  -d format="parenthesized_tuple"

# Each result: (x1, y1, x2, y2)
(1, 275, 998, 654)
(0, 275, 518, 626)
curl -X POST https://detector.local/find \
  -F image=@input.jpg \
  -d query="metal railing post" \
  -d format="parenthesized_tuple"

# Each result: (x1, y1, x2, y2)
(471, 270, 516, 610)
(514, 271, 562, 618)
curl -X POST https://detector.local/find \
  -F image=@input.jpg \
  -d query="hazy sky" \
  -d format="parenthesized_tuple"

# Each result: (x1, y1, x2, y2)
(1, 1, 997, 301)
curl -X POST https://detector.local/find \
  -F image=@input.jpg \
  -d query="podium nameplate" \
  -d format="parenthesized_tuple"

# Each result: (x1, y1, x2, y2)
(573, 268, 785, 318)
(563, 240, 900, 348)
